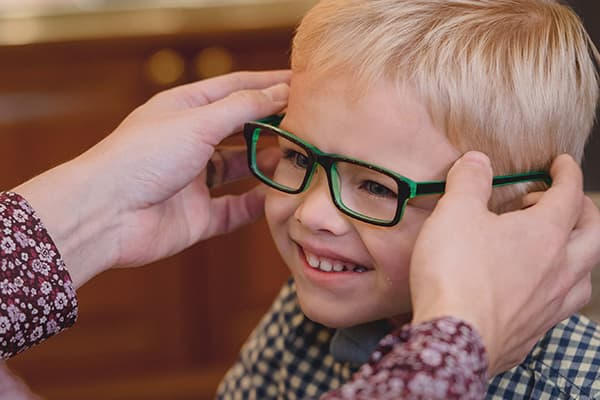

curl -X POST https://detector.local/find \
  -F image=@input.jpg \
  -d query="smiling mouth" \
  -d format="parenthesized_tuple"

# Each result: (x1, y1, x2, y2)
(303, 249, 371, 273)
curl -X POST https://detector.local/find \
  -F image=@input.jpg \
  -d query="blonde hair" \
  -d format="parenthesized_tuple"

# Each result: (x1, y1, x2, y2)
(292, 0, 600, 211)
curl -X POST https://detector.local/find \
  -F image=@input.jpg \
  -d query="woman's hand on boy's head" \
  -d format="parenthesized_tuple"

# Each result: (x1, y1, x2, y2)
(102, 71, 290, 269)
(409, 151, 599, 377)
(23, 70, 291, 285)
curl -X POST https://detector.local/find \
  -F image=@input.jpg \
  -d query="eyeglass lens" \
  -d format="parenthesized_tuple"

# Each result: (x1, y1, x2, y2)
(251, 126, 401, 222)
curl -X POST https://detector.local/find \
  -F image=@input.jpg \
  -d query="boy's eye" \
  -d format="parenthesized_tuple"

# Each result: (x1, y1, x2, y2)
(359, 180, 398, 199)
(282, 149, 310, 169)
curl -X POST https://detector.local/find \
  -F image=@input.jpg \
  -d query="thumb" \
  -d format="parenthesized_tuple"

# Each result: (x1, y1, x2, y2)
(443, 151, 494, 209)
(187, 83, 289, 146)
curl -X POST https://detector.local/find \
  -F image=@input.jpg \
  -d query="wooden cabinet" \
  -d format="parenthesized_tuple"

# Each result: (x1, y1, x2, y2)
(1, 23, 296, 400)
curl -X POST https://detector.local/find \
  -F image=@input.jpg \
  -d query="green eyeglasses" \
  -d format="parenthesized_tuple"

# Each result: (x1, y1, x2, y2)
(243, 115, 551, 227)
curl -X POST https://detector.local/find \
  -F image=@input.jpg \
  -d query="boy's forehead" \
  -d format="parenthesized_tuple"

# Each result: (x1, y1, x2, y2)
(288, 71, 439, 145)
(285, 71, 460, 180)
(290, 68, 378, 103)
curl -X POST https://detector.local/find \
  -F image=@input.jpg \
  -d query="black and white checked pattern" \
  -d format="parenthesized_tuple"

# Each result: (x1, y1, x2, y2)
(216, 280, 357, 400)
(217, 280, 600, 399)
(488, 313, 600, 399)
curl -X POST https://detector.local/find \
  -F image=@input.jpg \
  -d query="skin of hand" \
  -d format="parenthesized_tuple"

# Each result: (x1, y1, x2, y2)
(14, 70, 291, 288)
(410, 151, 600, 376)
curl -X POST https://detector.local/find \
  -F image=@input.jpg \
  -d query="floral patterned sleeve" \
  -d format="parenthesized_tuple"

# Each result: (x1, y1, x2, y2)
(322, 317, 488, 400)
(0, 192, 77, 360)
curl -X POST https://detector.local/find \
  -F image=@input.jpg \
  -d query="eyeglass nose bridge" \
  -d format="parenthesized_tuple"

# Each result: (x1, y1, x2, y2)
(300, 150, 383, 223)
(298, 149, 341, 195)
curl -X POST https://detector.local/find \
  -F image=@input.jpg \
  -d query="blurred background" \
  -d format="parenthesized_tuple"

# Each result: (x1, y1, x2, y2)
(0, 1, 598, 399)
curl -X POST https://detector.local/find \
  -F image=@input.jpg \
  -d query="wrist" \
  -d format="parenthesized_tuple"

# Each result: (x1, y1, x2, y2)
(12, 153, 121, 289)
(412, 299, 497, 373)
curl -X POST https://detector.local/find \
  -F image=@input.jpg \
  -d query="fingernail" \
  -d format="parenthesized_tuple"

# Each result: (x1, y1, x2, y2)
(262, 83, 289, 102)
(460, 151, 491, 168)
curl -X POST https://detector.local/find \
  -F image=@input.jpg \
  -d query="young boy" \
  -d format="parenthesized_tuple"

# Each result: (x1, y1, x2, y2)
(217, 0, 600, 398)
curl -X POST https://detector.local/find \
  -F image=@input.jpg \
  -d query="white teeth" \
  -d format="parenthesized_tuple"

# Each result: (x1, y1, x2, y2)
(320, 260, 333, 272)
(333, 262, 344, 272)
(304, 250, 367, 273)
(306, 253, 320, 268)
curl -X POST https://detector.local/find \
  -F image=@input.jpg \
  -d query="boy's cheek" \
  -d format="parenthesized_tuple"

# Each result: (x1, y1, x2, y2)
(264, 191, 290, 223)
(358, 212, 427, 284)
(264, 192, 299, 246)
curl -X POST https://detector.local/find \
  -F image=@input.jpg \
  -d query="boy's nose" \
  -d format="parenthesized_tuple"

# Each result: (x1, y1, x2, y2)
(293, 172, 351, 235)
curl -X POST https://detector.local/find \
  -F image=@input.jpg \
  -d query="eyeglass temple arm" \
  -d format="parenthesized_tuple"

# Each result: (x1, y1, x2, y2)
(414, 171, 552, 196)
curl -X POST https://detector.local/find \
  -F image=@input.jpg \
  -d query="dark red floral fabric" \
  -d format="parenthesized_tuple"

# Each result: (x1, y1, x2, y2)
(322, 317, 487, 399)
(0, 192, 77, 359)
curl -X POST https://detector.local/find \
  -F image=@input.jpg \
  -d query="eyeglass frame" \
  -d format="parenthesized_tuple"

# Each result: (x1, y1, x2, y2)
(243, 114, 552, 227)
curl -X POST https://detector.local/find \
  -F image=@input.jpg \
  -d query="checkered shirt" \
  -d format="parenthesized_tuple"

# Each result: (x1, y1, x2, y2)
(216, 279, 600, 399)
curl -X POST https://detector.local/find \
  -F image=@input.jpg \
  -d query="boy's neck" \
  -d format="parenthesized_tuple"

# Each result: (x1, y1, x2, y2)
(389, 312, 413, 328)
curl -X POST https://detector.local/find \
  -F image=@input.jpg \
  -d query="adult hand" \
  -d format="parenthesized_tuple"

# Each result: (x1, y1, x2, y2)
(14, 70, 290, 288)
(410, 151, 600, 376)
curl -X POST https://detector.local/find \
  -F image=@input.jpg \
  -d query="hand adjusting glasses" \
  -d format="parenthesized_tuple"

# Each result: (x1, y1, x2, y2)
(243, 115, 551, 227)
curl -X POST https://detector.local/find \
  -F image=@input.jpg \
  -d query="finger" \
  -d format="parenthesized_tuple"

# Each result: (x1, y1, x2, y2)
(207, 185, 267, 236)
(207, 142, 282, 189)
(548, 197, 600, 323)
(574, 195, 600, 231)
(532, 154, 583, 229)
(208, 147, 252, 188)
(152, 70, 292, 111)
(555, 273, 593, 323)
(440, 151, 493, 210)
(186, 83, 289, 146)
(216, 146, 282, 185)
(563, 196, 600, 282)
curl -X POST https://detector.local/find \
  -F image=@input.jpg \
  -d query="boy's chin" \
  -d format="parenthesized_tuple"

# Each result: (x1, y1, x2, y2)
(297, 296, 371, 329)
(296, 291, 412, 329)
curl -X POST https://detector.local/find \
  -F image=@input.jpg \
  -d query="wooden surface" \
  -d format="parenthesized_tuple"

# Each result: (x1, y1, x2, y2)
(1, 26, 295, 400)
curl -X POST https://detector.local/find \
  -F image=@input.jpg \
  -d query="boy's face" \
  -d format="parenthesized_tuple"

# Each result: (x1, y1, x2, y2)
(265, 71, 460, 328)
